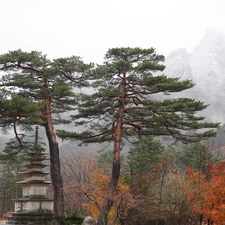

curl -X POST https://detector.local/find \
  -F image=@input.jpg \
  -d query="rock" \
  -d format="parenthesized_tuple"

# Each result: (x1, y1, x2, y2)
(82, 216, 96, 225)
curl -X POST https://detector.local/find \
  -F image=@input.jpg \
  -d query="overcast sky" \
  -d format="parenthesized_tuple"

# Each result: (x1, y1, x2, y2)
(1, 0, 225, 63)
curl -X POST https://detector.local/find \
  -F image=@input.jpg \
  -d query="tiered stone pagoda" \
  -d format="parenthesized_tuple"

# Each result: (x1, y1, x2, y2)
(7, 127, 53, 225)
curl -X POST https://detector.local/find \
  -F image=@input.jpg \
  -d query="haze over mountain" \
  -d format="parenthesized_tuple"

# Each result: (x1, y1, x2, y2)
(165, 28, 225, 123)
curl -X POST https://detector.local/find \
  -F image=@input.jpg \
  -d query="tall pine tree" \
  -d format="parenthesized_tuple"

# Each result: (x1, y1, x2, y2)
(0, 50, 93, 225)
(57, 47, 219, 225)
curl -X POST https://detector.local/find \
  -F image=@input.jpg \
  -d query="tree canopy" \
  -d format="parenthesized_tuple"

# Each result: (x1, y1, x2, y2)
(58, 47, 219, 143)
(0, 49, 93, 225)
(56, 47, 219, 225)
(0, 47, 220, 225)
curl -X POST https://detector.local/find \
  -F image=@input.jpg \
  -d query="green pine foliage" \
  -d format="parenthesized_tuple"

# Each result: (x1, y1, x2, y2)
(0, 154, 25, 213)
(127, 136, 165, 175)
(0, 49, 93, 136)
(178, 142, 221, 174)
(0, 49, 94, 224)
(57, 47, 219, 144)
(124, 136, 165, 193)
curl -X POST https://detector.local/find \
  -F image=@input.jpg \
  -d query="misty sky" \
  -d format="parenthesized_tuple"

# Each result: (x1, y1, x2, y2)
(1, 0, 225, 63)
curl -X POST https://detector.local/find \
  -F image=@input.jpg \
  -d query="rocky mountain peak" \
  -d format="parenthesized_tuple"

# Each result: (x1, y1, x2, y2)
(165, 29, 225, 123)
(195, 28, 225, 51)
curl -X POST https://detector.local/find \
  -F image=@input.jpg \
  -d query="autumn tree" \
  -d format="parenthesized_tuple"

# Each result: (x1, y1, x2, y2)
(160, 169, 196, 225)
(61, 152, 133, 225)
(186, 166, 209, 225)
(202, 162, 225, 224)
(0, 50, 93, 225)
(61, 152, 98, 214)
(57, 47, 219, 225)
(82, 171, 133, 225)
(125, 167, 197, 225)
(187, 162, 225, 225)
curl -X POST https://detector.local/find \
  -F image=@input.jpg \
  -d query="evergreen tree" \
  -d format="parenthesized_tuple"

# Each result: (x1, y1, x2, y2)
(57, 47, 219, 225)
(179, 143, 221, 174)
(0, 140, 26, 218)
(0, 50, 93, 225)
(128, 137, 165, 174)
(126, 136, 165, 193)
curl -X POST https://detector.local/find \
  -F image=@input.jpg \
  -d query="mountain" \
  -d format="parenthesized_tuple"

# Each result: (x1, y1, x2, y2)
(165, 28, 225, 123)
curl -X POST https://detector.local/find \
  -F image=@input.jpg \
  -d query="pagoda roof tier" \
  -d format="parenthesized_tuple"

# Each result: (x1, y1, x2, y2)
(17, 180, 51, 184)
(24, 163, 50, 168)
(14, 198, 53, 201)
(27, 152, 49, 155)
(26, 157, 49, 162)
(20, 171, 50, 175)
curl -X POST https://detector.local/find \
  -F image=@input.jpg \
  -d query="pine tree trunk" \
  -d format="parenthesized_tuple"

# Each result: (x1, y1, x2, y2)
(45, 123, 65, 225)
(199, 213, 203, 225)
(97, 74, 125, 225)
(97, 159, 121, 225)
(97, 207, 109, 225)
(43, 75, 65, 225)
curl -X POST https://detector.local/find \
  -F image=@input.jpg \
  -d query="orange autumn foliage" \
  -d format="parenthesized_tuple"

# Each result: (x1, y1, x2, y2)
(187, 162, 225, 224)
(62, 152, 133, 224)
(202, 162, 225, 224)
(82, 170, 133, 224)
(186, 166, 208, 213)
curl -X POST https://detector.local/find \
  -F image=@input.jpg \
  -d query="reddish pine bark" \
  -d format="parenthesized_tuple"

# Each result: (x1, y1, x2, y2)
(97, 73, 126, 225)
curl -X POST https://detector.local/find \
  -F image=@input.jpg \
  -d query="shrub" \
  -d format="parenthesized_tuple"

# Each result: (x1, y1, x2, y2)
(65, 212, 85, 225)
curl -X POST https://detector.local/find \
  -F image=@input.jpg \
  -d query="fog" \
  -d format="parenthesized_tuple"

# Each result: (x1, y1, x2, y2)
(1, 0, 225, 150)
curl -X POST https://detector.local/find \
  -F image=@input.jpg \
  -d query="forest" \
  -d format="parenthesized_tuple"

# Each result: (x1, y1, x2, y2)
(0, 47, 224, 225)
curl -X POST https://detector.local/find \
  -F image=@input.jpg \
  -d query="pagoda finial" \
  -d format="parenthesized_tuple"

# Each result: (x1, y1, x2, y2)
(35, 126, 39, 144)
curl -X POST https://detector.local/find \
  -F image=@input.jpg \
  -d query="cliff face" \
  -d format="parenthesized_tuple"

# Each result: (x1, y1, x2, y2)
(165, 29, 225, 123)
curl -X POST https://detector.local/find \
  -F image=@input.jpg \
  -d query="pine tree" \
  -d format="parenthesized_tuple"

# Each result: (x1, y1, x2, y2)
(126, 136, 165, 194)
(0, 49, 93, 225)
(179, 143, 221, 174)
(0, 140, 26, 218)
(57, 47, 219, 225)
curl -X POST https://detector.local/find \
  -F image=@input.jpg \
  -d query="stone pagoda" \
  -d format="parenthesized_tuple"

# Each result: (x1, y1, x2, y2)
(7, 127, 53, 225)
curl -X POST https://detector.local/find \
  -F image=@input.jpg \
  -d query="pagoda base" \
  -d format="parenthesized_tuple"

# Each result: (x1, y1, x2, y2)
(14, 198, 53, 212)
(6, 212, 53, 225)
